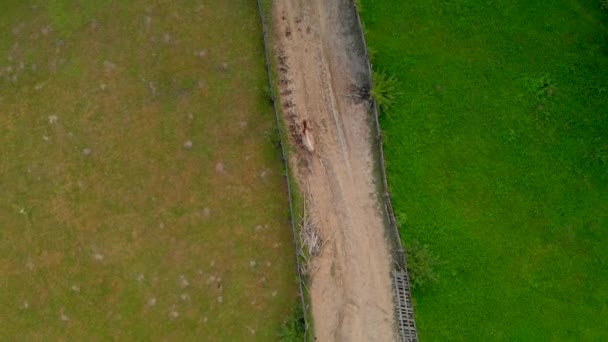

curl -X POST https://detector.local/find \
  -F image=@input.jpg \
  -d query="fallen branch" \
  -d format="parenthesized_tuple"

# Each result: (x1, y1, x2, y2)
(297, 187, 322, 275)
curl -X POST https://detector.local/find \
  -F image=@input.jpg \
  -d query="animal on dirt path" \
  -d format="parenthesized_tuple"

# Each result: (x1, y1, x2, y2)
(302, 119, 315, 153)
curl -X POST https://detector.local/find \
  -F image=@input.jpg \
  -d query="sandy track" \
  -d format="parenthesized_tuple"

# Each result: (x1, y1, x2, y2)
(271, 0, 397, 340)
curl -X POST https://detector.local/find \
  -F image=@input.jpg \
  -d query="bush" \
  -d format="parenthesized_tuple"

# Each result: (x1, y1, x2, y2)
(405, 240, 442, 290)
(278, 305, 306, 341)
(262, 84, 273, 103)
(371, 71, 400, 113)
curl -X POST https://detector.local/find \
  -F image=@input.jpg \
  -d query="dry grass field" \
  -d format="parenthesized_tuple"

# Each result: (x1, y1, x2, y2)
(0, 1, 297, 340)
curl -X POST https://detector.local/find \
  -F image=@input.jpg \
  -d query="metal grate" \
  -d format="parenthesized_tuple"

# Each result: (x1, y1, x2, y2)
(393, 271, 418, 341)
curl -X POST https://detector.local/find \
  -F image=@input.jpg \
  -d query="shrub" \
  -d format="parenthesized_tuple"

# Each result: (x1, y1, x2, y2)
(405, 240, 442, 290)
(278, 305, 306, 341)
(371, 71, 400, 113)
(262, 84, 273, 103)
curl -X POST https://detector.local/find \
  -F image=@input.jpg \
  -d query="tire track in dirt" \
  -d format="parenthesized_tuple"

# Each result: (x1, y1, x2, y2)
(272, 0, 397, 340)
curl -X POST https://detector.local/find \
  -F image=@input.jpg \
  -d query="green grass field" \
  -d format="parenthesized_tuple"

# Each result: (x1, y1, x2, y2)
(361, 0, 608, 339)
(0, 1, 297, 339)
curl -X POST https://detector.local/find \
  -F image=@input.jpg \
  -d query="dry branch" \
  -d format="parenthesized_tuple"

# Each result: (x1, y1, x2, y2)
(298, 188, 322, 275)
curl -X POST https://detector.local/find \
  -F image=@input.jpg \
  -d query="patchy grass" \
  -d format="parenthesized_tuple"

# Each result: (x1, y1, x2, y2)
(362, 0, 608, 339)
(0, 0, 297, 339)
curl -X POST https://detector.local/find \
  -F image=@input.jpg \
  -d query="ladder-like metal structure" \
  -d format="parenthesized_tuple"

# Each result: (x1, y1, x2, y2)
(393, 270, 418, 341)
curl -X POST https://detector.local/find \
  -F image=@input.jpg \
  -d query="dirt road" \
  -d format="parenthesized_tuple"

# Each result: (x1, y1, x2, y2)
(271, 0, 397, 340)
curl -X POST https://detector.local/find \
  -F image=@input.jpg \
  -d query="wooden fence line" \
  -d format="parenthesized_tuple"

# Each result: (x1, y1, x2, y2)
(350, 1, 419, 340)
(255, 1, 310, 340)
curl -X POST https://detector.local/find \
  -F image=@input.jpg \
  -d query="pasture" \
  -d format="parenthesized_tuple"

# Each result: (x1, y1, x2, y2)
(361, 0, 608, 339)
(0, 0, 296, 340)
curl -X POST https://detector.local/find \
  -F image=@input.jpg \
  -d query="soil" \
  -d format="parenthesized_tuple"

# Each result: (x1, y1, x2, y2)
(271, 0, 397, 340)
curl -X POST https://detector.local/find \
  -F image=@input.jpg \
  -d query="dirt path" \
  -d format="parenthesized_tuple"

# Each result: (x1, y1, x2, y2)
(271, 0, 397, 340)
